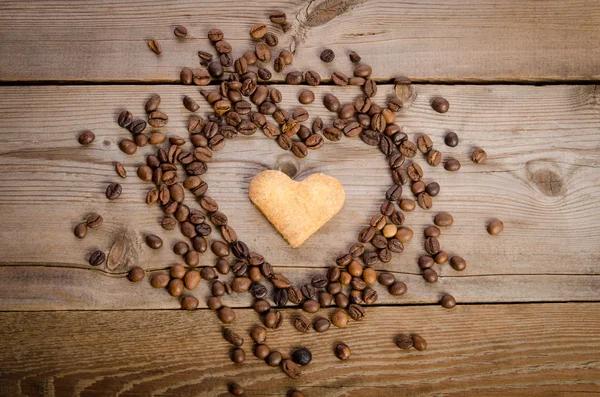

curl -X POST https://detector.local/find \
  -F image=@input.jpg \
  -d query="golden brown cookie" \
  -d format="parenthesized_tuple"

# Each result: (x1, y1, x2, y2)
(248, 170, 345, 248)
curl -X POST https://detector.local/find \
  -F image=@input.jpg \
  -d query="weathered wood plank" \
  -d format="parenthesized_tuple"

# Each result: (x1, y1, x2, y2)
(0, 84, 598, 281)
(1, 304, 599, 396)
(0, 0, 599, 82)
(1, 266, 599, 311)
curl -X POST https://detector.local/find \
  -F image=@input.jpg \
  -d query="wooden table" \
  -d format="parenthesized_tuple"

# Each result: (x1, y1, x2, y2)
(1, 1, 599, 396)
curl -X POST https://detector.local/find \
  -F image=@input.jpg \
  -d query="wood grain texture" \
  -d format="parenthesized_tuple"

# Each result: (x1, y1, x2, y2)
(0, 83, 599, 310)
(0, 304, 599, 396)
(0, 0, 599, 82)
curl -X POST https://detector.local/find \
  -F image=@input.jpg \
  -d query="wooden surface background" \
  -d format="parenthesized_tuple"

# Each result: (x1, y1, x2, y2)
(0, 0, 599, 396)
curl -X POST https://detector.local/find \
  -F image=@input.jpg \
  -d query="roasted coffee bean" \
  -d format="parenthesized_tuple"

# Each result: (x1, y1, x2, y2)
(354, 64, 372, 77)
(264, 309, 283, 329)
(78, 130, 95, 145)
(173, 241, 189, 256)
(250, 23, 268, 39)
(231, 276, 252, 293)
(389, 281, 407, 296)
(145, 94, 161, 113)
(427, 149, 442, 167)
(270, 89, 282, 104)
(423, 268, 438, 283)
(264, 32, 278, 47)
(105, 183, 122, 200)
(323, 94, 340, 112)
(266, 351, 283, 367)
(180, 295, 198, 310)
(379, 135, 393, 155)
(304, 70, 321, 86)
(311, 274, 328, 289)
(231, 240, 249, 259)
(472, 148, 487, 164)
(400, 140, 417, 157)
(193, 70, 211, 86)
(450, 256, 467, 271)
(395, 227, 414, 243)
(174, 25, 187, 38)
(322, 127, 341, 141)
(291, 347, 312, 366)
(288, 286, 303, 304)
(150, 274, 170, 289)
(210, 240, 230, 257)
(197, 50, 213, 65)
(392, 130, 408, 145)
(88, 250, 105, 266)
(286, 71, 303, 85)
(445, 131, 459, 147)
(432, 97, 449, 113)
(334, 292, 349, 308)
(231, 347, 245, 364)
(183, 95, 199, 112)
(358, 226, 376, 243)
(413, 334, 427, 351)
(147, 39, 162, 54)
(396, 334, 413, 350)
(349, 76, 365, 86)
(282, 359, 301, 379)
(360, 129, 380, 146)
(161, 216, 177, 230)
(127, 266, 145, 283)
(270, 10, 287, 24)
(84, 213, 103, 230)
(148, 111, 168, 128)
(418, 255, 435, 269)
(273, 56, 286, 73)
(386, 184, 403, 201)
(411, 181, 425, 195)
(180, 67, 193, 85)
(407, 163, 423, 181)
(223, 328, 244, 347)
(363, 288, 378, 304)
(388, 98, 404, 112)
(260, 262, 275, 278)
(215, 39, 232, 54)
(424, 225, 441, 238)
(417, 192, 433, 210)
(168, 279, 184, 297)
(416, 134, 433, 153)
(379, 247, 392, 263)
(146, 234, 163, 249)
(348, 50, 361, 63)
(435, 250, 449, 264)
(331, 71, 349, 86)
(399, 199, 415, 212)
(302, 299, 320, 313)
(119, 138, 137, 155)
(313, 317, 330, 333)
(364, 79, 377, 98)
(433, 212, 454, 227)
(184, 270, 200, 290)
(257, 67, 271, 81)
(348, 303, 365, 321)
(320, 48, 335, 62)
(298, 90, 315, 105)
(305, 134, 324, 149)
(255, 344, 270, 360)
(389, 210, 405, 226)
(229, 383, 244, 397)
(445, 158, 461, 172)
(273, 288, 288, 306)
(377, 272, 395, 287)
(424, 236, 440, 255)
(117, 111, 133, 129)
(301, 283, 316, 299)
(422, 183, 439, 198)
(293, 314, 312, 333)
(488, 219, 504, 235)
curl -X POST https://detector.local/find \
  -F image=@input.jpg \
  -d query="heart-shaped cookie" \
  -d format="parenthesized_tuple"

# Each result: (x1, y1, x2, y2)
(248, 170, 345, 248)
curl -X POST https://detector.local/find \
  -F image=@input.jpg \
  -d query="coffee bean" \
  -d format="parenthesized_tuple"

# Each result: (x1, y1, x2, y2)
(126, 266, 145, 283)
(472, 148, 487, 164)
(183, 95, 199, 112)
(422, 268, 438, 283)
(294, 315, 311, 333)
(297, 90, 315, 105)
(426, 182, 440, 197)
(395, 227, 413, 243)
(389, 210, 405, 226)
(488, 219, 504, 235)
(435, 250, 448, 264)
(147, 39, 162, 54)
(320, 49, 335, 62)
(302, 299, 320, 313)
(450, 256, 467, 271)
(291, 347, 312, 366)
(193, 71, 211, 86)
(323, 94, 340, 112)
(400, 140, 417, 157)
(168, 278, 184, 297)
(354, 64, 372, 77)
(282, 359, 302, 379)
(222, 328, 244, 347)
(433, 212, 453, 227)
(149, 274, 169, 289)
(407, 163, 423, 182)
(264, 309, 283, 329)
(148, 111, 168, 127)
(313, 317, 330, 333)
(210, 240, 230, 257)
(413, 334, 427, 351)
(274, 288, 288, 306)
(305, 134, 324, 149)
(349, 50, 361, 63)
(255, 344, 270, 360)
(417, 134, 433, 153)
(398, 199, 415, 212)
(286, 286, 302, 305)
(144, 94, 160, 113)
(88, 250, 105, 266)
(85, 213, 103, 229)
(270, 11, 287, 24)
(427, 150, 442, 167)
(348, 303, 365, 321)
(217, 306, 236, 324)
(231, 347, 245, 364)
(250, 23, 268, 39)
(305, 70, 321, 86)
(331, 71, 349, 86)
(362, 288, 378, 304)
(328, 309, 348, 328)
(360, 129, 380, 146)
(432, 97, 450, 113)
(119, 139, 137, 155)
(105, 183, 122, 200)
(445, 158, 461, 171)
(172, 25, 188, 38)
(389, 281, 407, 296)
(273, 56, 286, 73)
(335, 343, 351, 360)
(145, 235, 162, 250)
(396, 334, 413, 349)
(418, 255, 434, 269)
(117, 111, 133, 128)
(377, 272, 396, 287)
(264, 32, 278, 47)
(417, 192, 433, 210)
(78, 130, 95, 145)
(264, 351, 282, 368)
(445, 131, 459, 147)
(286, 71, 303, 85)
(335, 292, 350, 308)
(180, 67, 193, 85)
(388, 98, 403, 112)
(424, 225, 441, 238)
(364, 79, 377, 98)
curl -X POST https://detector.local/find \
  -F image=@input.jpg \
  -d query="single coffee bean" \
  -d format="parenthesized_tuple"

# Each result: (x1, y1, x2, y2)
(223, 328, 244, 347)
(257, 67, 271, 80)
(434, 212, 454, 227)
(250, 283, 267, 299)
(273, 56, 286, 73)
(266, 351, 283, 367)
(263, 32, 278, 47)
(423, 268, 438, 283)
(207, 28, 223, 42)
(472, 148, 488, 164)
(168, 279, 184, 297)
(450, 256, 467, 271)
(323, 94, 340, 112)
(229, 383, 245, 396)
(378, 272, 396, 287)
(412, 181, 427, 195)
(417, 134, 433, 153)
(183, 95, 199, 112)
(217, 306, 236, 323)
(371, 234, 387, 249)
(413, 334, 427, 351)
(388, 98, 404, 112)
(119, 139, 137, 155)
(331, 309, 349, 328)
(250, 23, 268, 39)
(78, 130, 95, 145)
(251, 326, 267, 344)
(270, 11, 287, 24)
(320, 48, 335, 62)
(488, 219, 504, 235)
(180, 67, 193, 85)
(400, 140, 417, 157)
(197, 50, 213, 65)
(445, 158, 461, 171)
(286, 71, 303, 85)
(435, 251, 448, 264)
(254, 344, 270, 359)
(288, 286, 303, 304)
(424, 236, 440, 255)
(364, 79, 377, 98)
(184, 270, 200, 290)
(173, 25, 187, 38)
(282, 359, 302, 379)
(354, 64, 372, 77)
(349, 50, 361, 62)
(305, 70, 321, 86)
(88, 250, 105, 266)
(145, 234, 163, 250)
(147, 39, 162, 54)
(389, 281, 407, 296)
(105, 183, 122, 200)
(417, 192, 433, 210)
(264, 309, 283, 329)
(231, 348, 245, 364)
(85, 213, 103, 229)
(335, 292, 350, 308)
(215, 40, 232, 54)
(432, 97, 450, 113)
(254, 300, 270, 314)
(424, 225, 441, 238)
(399, 199, 416, 212)
(117, 111, 133, 128)
(348, 303, 365, 321)
(426, 182, 440, 197)
(274, 288, 288, 306)
(390, 210, 405, 226)
(395, 227, 414, 243)
(335, 343, 351, 360)
(350, 77, 366, 86)
(292, 347, 312, 366)
(211, 240, 230, 257)
(180, 295, 198, 311)
(148, 111, 168, 127)
(161, 216, 177, 230)
(298, 90, 315, 104)
(302, 299, 320, 313)
(127, 267, 145, 282)
(313, 317, 330, 333)
(418, 255, 435, 269)
(331, 71, 349, 86)
(445, 131, 459, 147)
(319, 291, 334, 305)
(407, 163, 424, 181)
(396, 334, 413, 349)
(294, 315, 311, 333)
(145, 94, 161, 113)
(150, 274, 170, 289)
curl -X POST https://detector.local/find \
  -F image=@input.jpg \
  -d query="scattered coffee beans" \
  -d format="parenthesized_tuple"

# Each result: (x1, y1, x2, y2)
(487, 219, 504, 235)
(320, 49, 335, 62)
(431, 97, 449, 113)
(335, 343, 351, 360)
(472, 148, 487, 164)
(445, 131, 459, 147)
(440, 294, 456, 309)
(78, 130, 95, 145)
